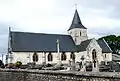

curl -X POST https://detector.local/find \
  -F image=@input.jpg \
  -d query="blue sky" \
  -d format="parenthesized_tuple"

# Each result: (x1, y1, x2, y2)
(0, 0, 120, 57)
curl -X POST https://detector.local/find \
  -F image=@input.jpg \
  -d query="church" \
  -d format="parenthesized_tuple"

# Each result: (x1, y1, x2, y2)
(7, 9, 112, 69)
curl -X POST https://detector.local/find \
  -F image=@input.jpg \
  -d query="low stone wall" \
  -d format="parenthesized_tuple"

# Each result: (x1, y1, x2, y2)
(0, 69, 120, 81)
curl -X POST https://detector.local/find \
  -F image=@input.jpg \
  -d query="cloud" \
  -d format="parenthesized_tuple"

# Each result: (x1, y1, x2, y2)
(0, 0, 120, 55)
(76, 0, 120, 19)
(0, 22, 20, 54)
(0, 23, 9, 54)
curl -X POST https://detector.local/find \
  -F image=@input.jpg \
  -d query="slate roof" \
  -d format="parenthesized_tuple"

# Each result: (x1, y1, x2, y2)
(77, 39, 112, 53)
(77, 39, 92, 51)
(10, 31, 112, 53)
(97, 39, 112, 53)
(11, 31, 78, 52)
(68, 9, 87, 31)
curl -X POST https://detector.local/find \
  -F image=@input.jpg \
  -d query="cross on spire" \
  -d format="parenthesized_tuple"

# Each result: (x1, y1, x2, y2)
(75, 4, 77, 10)
(68, 4, 87, 31)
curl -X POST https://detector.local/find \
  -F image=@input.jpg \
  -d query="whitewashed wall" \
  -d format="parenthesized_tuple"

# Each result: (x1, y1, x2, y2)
(8, 41, 112, 65)
(86, 38, 102, 63)
(9, 52, 75, 64)
(75, 51, 87, 62)
(102, 53, 112, 62)
(9, 51, 88, 65)
(68, 28, 88, 45)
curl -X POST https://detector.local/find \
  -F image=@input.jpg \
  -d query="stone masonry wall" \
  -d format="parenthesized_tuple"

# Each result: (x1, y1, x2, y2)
(0, 69, 120, 81)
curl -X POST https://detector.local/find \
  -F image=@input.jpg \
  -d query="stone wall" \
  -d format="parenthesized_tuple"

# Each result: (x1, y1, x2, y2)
(68, 28, 88, 45)
(0, 69, 120, 81)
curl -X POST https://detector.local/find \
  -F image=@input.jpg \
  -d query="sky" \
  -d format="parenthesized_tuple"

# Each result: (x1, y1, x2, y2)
(0, 0, 120, 58)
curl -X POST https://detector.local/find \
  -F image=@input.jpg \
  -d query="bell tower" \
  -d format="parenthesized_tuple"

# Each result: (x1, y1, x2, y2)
(68, 9, 88, 45)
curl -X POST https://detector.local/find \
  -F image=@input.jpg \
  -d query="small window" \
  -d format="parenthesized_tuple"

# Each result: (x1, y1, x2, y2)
(74, 38, 77, 42)
(61, 52, 66, 61)
(80, 31, 81, 36)
(105, 54, 106, 58)
(70, 52, 75, 60)
(48, 52, 53, 61)
(33, 52, 38, 62)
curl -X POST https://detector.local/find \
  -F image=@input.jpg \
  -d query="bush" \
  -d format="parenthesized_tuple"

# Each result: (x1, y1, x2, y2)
(6, 63, 15, 69)
(0, 60, 5, 68)
(15, 61, 22, 68)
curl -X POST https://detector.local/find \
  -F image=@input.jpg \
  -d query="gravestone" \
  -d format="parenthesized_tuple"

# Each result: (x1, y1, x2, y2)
(92, 59, 99, 72)
(80, 60, 86, 72)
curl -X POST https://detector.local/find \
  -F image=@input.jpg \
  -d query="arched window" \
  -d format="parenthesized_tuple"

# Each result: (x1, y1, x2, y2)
(92, 49, 97, 67)
(61, 52, 66, 61)
(33, 52, 38, 62)
(92, 49, 97, 60)
(70, 52, 75, 60)
(48, 52, 53, 61)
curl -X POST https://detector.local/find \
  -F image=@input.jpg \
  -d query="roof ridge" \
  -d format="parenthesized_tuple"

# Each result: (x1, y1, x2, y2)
(81, 39, 92, 43)
(11, 31, 70, 36)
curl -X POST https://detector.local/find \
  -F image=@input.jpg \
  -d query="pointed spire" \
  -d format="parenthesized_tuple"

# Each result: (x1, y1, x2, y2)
(68, 9, 87, 31)
(72, 9, 82, 24)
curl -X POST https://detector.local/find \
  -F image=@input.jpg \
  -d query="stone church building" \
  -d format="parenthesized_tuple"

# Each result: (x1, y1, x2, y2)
(7, 9, 112, 69)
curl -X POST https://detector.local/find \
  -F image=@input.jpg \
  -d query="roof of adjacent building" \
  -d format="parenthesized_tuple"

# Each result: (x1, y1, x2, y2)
(77, 39, 112, 53)
(68, 9, 87, 31)
(11, 31, 78, 52)
(97, 39, 112, 53)
(77, 39, 92, 51)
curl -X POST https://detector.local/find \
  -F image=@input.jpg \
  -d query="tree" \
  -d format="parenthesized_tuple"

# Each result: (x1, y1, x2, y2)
(0, 60, 5, 68)
(99, 35, 120, 54)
